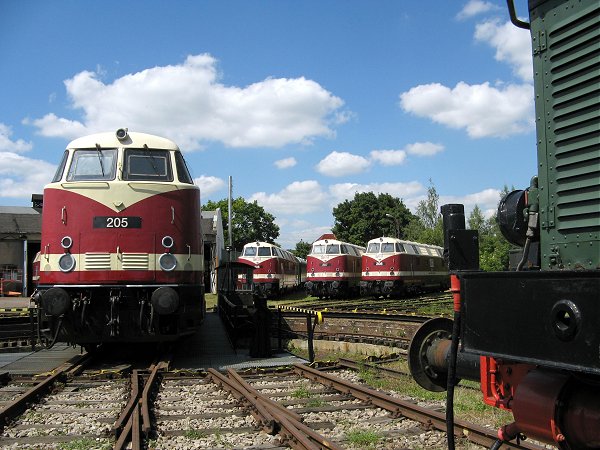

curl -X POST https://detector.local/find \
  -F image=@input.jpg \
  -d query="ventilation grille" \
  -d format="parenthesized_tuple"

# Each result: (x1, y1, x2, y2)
(122, 253, 149, 270)
(549, 3, 600, 233)
(85, 253, 111, 271)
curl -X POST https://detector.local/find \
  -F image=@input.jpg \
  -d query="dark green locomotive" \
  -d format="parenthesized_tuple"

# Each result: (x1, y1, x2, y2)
(409, 1, 600, 448)
(529, 0, 600, 270)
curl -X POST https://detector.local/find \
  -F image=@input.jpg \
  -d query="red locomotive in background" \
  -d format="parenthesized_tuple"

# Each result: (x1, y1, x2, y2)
(33, 129, 205, 349)
(360, 236, 448, 297)
(238, 241, 306, 298)
(305, 233, 365, 298)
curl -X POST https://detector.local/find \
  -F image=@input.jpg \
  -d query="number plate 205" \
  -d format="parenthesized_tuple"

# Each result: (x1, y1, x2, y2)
(93, 216, 142, 228)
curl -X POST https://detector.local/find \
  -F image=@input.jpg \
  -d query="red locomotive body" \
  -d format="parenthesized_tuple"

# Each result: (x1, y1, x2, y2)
(360, 237, 449, 297)
(238, 241, 305, 298)
(305, 233, 365, 298)
(34, 129, 205, 348)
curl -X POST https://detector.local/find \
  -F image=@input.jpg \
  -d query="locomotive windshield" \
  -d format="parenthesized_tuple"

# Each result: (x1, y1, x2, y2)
(381, 243, 395, 253)
(243, 247, 257, 256)
(258, 247, 272, 256)
(123, 149, 173, 181)
(67, 148, 117, 181)
(367, 242, 395, 253)
(312, 243, 341, 254)
(367, 243, 380, 253)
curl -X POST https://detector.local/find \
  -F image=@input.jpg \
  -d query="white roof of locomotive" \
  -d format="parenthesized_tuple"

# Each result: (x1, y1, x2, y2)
(311, 237, 365, 251)
(67, 131, 179, 151)
(366, 236, 443, 251)
(243, 241, 278, 248)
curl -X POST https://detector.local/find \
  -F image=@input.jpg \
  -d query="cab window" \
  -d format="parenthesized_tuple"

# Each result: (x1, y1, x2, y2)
(312, 244, 326, 254)
(326, 244, 340, 254)
(66, 148, 117, 181)
(258, 247, 272, 256)
(175, 151, 193, 184)
(367, 243, 380, 253)
(381, 243, 395, 253)
(52, 151, 69, 182)
(123, 148, 173, 181)
(243, 247, 257, 256)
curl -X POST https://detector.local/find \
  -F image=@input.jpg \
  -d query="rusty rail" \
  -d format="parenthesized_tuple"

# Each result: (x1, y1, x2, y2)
(113, 356, 170, 450)
(0, 352, 92, 431)
(292, 363, 546, 450)
(209, 367, 342, 450)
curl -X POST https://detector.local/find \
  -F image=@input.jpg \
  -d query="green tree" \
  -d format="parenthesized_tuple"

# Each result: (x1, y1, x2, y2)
(467, 203, 511, 272)
(404, 181, 443, 246)
(291, 240, 311, 260)
(204, 197, 279, 251)
(467, 205, 486, 232)
(332, 192, 414, 246)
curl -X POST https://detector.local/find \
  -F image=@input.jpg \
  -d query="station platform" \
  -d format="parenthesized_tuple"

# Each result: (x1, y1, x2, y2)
(0, 307, 304, 374)
(172, 311, 305, 371)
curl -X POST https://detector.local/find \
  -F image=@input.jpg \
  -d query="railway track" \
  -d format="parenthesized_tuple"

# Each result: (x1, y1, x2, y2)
(0, 354, 549, 450)
(274, 292, 453, 316)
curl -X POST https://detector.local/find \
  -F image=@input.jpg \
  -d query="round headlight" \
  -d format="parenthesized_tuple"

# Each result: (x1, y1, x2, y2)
(159, 253, 177, 272)
(162, 236, 174, 249)
(116, 128, 129, 140)
(61, 236, 73, 249)
(58, 253, 76, 272)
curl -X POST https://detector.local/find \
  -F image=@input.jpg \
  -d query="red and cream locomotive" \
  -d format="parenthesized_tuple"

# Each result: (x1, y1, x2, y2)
(360, 236, 449, 297)
(238, 241, 306, 298)
(305, 233, 365, 298)
(33, 129, 205, 348)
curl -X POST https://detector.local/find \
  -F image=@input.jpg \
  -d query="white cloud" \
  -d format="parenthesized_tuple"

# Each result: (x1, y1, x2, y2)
(316, 151, 371, 177)
(0, 152, 56, 199)
(249, 180, 328, 215)
(440, 188, 501, 218)
(0, 124, 33, 153)
(475, 19, 533, 82)
(194, 175, 225, 196)
(329, 181, 424, 205)
(456, 0, 499, 20)
(370, 149, 407, 166)
(406, 142, 444, 157)
(274, 157, 297, 169)
(31, 54, 347, 150)
(400, 81, 534, 138)
(275, 218, 331, 249)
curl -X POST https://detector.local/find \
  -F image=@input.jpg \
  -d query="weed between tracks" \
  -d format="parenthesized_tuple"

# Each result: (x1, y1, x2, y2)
(288, 346, 512, 431)
(346, 429, 382, 447)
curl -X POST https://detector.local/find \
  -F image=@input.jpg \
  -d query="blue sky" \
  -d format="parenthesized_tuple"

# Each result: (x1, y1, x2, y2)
(0, 0, 536, 249)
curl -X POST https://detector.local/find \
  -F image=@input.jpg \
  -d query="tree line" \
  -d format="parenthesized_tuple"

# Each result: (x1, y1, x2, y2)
(204, 182, 511, 271)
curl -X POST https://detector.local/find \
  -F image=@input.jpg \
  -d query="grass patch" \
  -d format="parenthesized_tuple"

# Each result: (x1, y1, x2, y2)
(184, 429, 207, 439)
(346, 429, 381, 447)
(307, 398, 326, 408)
(205, 293, 217, 310)
(59, 439, 111, 450)
(291, 386, 312, 398)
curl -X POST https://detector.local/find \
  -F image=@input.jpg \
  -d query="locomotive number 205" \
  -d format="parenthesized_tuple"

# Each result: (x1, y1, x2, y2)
(93, 216, 142, 228)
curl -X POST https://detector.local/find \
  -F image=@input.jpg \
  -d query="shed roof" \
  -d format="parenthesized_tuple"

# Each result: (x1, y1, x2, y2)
(0, 207, 41, 236)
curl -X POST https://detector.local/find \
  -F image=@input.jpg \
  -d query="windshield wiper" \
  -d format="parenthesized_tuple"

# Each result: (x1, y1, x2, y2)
(143, 144, 160, 175)
(95, 143, 105, 177)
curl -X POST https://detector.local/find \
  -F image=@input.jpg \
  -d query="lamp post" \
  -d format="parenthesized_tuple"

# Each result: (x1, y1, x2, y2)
(385, 213, 400, 238)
